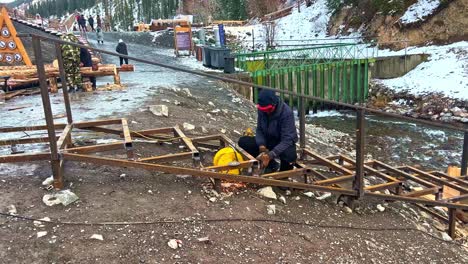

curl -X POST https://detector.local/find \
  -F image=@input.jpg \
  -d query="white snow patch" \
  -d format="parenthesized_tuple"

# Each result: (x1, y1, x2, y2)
(376, 41, 468, 100)
(400, 0, 440, 24)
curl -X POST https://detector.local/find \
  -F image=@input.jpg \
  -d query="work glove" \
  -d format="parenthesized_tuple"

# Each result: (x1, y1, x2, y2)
(257, 152, 271, 168)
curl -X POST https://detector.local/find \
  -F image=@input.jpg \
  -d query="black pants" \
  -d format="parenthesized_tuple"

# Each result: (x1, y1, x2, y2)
(90, 77, 96, 89)
(238, 136, 296, 171)
(119, 57, 128, 66)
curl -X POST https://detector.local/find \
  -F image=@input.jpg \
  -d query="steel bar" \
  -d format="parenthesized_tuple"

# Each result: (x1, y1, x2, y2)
(73, 119, 123, 128)
(191, 135, 223, 143)
(173, 126, 199, 160)
(261, 168, 310, 180)
(314, 175, 354, 185)
(401, 187, 440, 197)
(365, 192, 468, 210)
(54, 43, 73, 124)
(32, 36, 62, 189)
(57, 124, 73, 150)
(448, 208, 456, 239)
(0, 152, 51, 163)
(130, 127, 175, 137)
(303, 149, 353, 175)
(339, 155, 399, 183)
(219, 134, 256, 161)
(373, 161, 438, 188)
(121, 119, 134, 160)
(402, 166, 468, 193)
(430, 171, 468, 187)
(63, 142, 124, 154)
(365, 181, 401, 192)
(62, 153, 358, 195)
(79, 126, 122, 135)
(138, 152, 193, 163)
(16, 33, 468, 133)
(462, 132, 468, 176)
(440, 193, 468, 203)
(0, 124, 66, 133)
(0, 136, 59, 146)
(353, 109, 365, 198)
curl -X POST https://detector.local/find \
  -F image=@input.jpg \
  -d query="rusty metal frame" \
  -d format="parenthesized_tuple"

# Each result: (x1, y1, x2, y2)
(0, 35, 467, 239)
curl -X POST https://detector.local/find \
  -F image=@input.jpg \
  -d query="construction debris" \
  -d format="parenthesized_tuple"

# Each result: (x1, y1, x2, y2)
(90, 234, 104, 241)
(7, 205, 17, 215)
(316, 192, 332, 201)
(37, 231, 48, 238)
(42, 190, 79, 206)
(376, 204, 386, 212)
(257, 187, 277, 200)
(266, 204, 276, 215)
(42, 176, 54, 186)
(183, 122, 195, 131)
(167, 239, 182, 249)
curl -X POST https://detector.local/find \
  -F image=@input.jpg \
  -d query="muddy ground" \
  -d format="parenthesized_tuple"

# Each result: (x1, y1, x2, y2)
(1, 38, 467, 263)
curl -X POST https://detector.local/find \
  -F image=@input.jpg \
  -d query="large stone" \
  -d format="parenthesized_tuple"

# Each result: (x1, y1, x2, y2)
(149, 105, 169, 117)
(257, 186, 277, 200)
(183, 123, 195, 131)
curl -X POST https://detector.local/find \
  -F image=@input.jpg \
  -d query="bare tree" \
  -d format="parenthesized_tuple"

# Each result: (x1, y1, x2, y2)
(263, 21, 277, 49)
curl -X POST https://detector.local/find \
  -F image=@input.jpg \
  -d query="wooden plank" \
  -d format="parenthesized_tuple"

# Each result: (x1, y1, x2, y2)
(139, 152, 193, 163)
(0, 152, 50, 163)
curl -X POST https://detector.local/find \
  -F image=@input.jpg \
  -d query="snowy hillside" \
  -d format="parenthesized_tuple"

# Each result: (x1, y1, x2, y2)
(377, 41, 468, 100)
(399, 0, 441, 24)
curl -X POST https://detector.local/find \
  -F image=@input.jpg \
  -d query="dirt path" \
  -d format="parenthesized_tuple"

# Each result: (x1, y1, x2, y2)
(0, 39, 467, 263)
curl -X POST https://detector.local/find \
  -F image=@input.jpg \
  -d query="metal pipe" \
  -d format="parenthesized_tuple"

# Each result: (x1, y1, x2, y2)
(16, 33, 468, 133)
(32, 36, 63, 189)
(54, 43, 73, 124)
(462, 132, 468, 176)
(353, 109, 365, 198)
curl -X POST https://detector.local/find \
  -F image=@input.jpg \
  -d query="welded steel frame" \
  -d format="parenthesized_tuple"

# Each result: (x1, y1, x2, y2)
(0, 34, 467, 238)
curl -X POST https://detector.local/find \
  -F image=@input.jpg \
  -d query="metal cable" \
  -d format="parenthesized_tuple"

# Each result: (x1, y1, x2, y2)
(0, 212, 464, 247)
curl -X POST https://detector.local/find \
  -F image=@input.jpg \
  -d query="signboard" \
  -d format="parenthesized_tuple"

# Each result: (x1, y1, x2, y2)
(174, 25, 193, 57)
(0, 7, 32, 65)
(176, 32, 191, 50)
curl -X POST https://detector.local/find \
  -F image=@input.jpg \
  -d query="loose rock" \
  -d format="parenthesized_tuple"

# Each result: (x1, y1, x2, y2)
(257, 187, 277, 200)
(149, 105, 169, 117)
(90, 234, 104, 241)
(266, 204, 276, 215)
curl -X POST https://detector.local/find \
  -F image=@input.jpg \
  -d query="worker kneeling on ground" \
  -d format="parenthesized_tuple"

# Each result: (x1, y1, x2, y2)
(238, 89, 298, 173)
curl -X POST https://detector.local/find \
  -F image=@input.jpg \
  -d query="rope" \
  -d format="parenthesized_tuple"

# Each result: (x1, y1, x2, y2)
(0, 212, 464, 247)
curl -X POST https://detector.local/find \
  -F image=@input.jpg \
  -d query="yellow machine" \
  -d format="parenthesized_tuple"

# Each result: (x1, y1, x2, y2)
(213, 147, 244, 175)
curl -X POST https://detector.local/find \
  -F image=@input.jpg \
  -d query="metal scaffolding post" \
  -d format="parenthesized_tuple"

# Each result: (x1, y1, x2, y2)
(353, 109, 365, 198)
(32, 36, 63, 189)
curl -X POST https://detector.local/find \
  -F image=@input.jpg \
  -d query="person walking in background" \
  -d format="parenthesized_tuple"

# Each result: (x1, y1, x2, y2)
(88, 16, 95, 32)
(79, 14, 87, 32)
(116, 39, 128, 66)
(96, 15, 102, 29)
(96, 27, 104, 44)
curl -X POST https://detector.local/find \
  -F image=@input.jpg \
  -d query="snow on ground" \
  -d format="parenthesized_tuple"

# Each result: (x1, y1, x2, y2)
(225, 0, 362, 50)
(399, 0, 440, 24)
(376, 41, 468, 100)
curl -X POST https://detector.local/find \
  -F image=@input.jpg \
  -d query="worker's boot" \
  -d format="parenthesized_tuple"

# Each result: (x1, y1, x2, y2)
(264, 159, 279, 174)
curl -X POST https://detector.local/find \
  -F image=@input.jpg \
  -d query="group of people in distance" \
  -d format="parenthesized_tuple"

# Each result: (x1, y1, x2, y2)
(75, 12, 110, 33)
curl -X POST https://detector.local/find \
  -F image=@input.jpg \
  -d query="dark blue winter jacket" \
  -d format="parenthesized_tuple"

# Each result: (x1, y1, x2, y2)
(255, 99, 298, 159)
